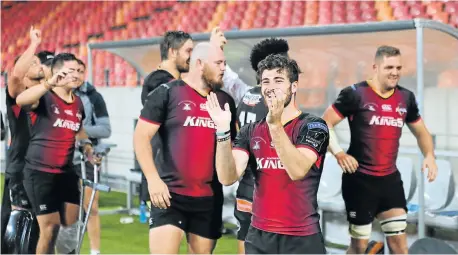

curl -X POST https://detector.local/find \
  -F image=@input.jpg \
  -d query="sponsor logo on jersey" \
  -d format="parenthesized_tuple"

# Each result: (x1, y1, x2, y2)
(382, 104, 392, 112)
(256, 157, 285, 170)
(363, 103, 378, 111)
(396, 105, 407, 116)
(183, 116, 215, 128)
(51, 104, 60, 115)
(64, 110, 73, 116)
(76, 111, 82, 121)
(369, 115, 403, 127)
(178, 100, 196, 111)
(251, 137, 268, 150)
(200, 103, 207, 111)
(53, 118, 81, 131)
(242, 92, 262, 106)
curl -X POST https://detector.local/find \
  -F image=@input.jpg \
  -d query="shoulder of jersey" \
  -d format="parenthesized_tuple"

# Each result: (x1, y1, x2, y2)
(299, 113, 328, 129)
(345, 81, 367, 91)
(215, 88, 235, 101)
(395, 84, 414, 96)
(156, 79, 185, 90)
(248, 86, 262, 94)
(145, 69, 174, 80)
(239, 86, 263, 106)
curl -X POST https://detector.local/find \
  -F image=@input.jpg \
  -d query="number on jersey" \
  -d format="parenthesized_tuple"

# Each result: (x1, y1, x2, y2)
(239, 111, 257, 127)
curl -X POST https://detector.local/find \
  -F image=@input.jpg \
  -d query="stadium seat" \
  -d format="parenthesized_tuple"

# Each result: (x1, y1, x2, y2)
(426, 2, 444, 16)
(317, 153, 342, 201)
(397, 157, 416, 202)
(432, 12, 450, 24)
(445, 1, 458, 14)
(424, 175, 458, 230)
(407, 159, 454, 223)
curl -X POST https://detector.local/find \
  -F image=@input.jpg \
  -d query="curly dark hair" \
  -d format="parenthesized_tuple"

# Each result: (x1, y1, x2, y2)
(250, 38, 289, 72)
(257, 54, 301, 83)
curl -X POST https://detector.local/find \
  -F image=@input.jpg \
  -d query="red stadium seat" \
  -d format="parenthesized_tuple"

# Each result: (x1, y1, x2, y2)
(426, 2, 444, 16)
(445, 1, 458, 14)
(432, 12, 449, 24)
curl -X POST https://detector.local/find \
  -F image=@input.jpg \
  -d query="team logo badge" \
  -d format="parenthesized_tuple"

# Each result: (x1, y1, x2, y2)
(178, 100, 196, 111)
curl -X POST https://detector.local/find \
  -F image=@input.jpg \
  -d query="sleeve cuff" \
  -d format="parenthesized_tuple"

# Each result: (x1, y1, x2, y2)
(407, 116, 421, 124)
(139, 116, 162, 126)
(233, 147, 249, 156)
(331, 104, 345, 118)
(296, 145, 319, 158)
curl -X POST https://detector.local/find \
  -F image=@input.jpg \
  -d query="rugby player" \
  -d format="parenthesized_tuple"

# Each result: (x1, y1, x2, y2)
(16, 53, 99, 254)
(208, 54, 329, 254)
(234, 38, 289, 254)
(322, 45, 438, 254)
(133, 42, 237, 254)
(1, 27, 51, 253)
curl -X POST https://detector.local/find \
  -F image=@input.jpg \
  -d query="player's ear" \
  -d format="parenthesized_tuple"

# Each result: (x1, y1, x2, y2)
(291, 81, 298, 94)
(197, 59, 204, 72)
(169, 48, 177, 60)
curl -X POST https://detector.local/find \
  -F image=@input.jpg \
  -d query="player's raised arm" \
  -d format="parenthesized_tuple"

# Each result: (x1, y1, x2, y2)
(207, 92, 249, 185)
(8, 27, 42, 98)
(322, 85, 360, 172)
(133, 84, 171, 209)
(16, 67, 70, 108)
(265, 89, 328, 181)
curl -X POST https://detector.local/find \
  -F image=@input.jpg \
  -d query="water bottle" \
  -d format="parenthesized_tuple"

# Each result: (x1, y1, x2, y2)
(139, 200, 147, 223)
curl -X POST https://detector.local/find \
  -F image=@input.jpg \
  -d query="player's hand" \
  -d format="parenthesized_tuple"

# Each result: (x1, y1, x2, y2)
(266, 88, 286, 127)
(47, 67, 73, 88)
(30, 26, 42, 46)
(210, 27, 227, 50)
(335, 152, 359, 173)
(206, 92, 232, 132)
(422, 155, 437, 182)
(148, 177, 171, 209)
(84, 145, 102, 165)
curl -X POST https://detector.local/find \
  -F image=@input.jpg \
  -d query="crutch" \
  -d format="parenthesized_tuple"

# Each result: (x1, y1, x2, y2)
(76, 146, 111, 255)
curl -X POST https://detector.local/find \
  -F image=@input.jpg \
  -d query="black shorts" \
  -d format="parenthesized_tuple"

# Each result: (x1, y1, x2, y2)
(73, 161, 100, 182)
(234, 198, 252, 241)
(7, 172, 32, 209)
(245, 226, 327, 254)
(23, 168, 80, 215)
(149, 192, 223, 240)
(342, 170, 407, 225)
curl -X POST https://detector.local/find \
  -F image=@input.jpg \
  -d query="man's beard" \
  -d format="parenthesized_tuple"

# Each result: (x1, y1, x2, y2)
(176, 56, 190, 73)
(202, 65, 223, 90)
(28, 71, 45, 81)
(263, 86, 293, 107)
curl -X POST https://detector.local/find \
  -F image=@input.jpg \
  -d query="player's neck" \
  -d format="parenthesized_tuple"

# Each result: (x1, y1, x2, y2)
(281, 103, 301, 125)
(182, 72, 211, 95)
(159, 60, 180, 79)
(369, 78, 394, 97)
(52, 87, 74, 103)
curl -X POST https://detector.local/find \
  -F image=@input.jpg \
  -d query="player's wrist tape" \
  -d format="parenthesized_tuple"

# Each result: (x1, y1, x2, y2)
(216, 133, 230, 140)
(216, 130, 230, 137)
(329, 127, 344, 155)
(217, 135, 231, 143)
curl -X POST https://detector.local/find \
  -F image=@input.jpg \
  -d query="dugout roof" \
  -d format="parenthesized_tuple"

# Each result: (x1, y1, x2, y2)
(88, 19, 458, 96)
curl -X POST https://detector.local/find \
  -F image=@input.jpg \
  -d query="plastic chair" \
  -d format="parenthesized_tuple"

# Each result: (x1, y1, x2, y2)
(432, 12, 450, 24)
(407, 159, 454, 222)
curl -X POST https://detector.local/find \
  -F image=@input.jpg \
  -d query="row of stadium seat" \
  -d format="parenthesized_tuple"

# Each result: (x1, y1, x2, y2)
(1, 0, 458, 88)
